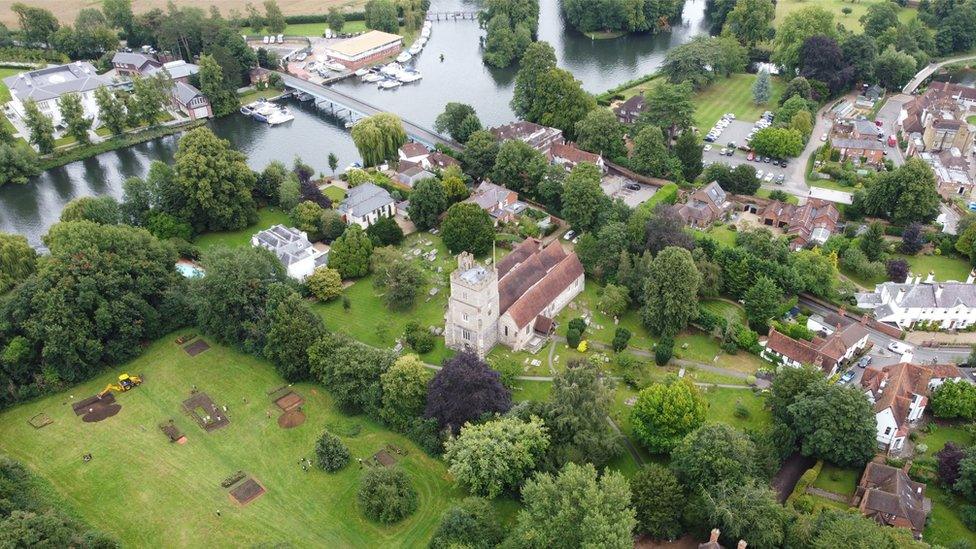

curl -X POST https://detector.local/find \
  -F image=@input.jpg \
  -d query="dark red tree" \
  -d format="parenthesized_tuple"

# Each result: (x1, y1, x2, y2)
(424, 351, 512, 434)
(300, 179, 332, 209)
(885, 258, 910, 283)
(937, 441, 966, 487)
(900, 222, 925, 255)
(799, 35, 854, 97)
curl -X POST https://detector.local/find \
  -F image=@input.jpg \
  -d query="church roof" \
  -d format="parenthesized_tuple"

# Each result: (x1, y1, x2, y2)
(496, 239, 582, 329)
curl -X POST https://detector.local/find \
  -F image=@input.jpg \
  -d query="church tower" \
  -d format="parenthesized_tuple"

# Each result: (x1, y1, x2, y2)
(444, 252, 500, 358)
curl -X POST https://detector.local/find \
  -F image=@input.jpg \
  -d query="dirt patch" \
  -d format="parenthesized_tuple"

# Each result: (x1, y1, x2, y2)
(72, 393, 121, 423)
(277, 409, 306, 428)
(275, 391, 304, 412)
(182, 392, 229, 432)
(159, 420, 187, 444)
(373, 449, 396, 467)
(771, 451, 817, 503)
(229, 478, 266, 505)
(28, 413, 53, 429)
(183, 339, 211, 356)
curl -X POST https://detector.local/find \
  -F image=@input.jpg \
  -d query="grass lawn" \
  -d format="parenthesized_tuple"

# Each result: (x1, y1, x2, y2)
(756, 188, 799, 204)
(925, 484, 976, 546)
(811, 464, 860, 497)
(239, 88, 285, 105)
(692, 73, 786, 130)
(701, 299, 747, 325)
(260, 19, 368, 37)
(0, 66, 21, 102)
(901, 253, 973, 282)
(323, 185, 347, 203)
(916, 422, 974, 457)
(195, 208, 292, 250)
(0, 334, 462, 547)
(693, 224, 738, 248)
(699, 386, 771, 431)
(774, 0, 916, 31)
(968, 115, 976, 126)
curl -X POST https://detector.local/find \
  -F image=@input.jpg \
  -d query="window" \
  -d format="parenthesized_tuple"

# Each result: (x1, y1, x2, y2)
(462, 313, 469, 322)
(884, 427, 891, 436)
(461, 329, 471, 341)
(504, 326, 508, 336)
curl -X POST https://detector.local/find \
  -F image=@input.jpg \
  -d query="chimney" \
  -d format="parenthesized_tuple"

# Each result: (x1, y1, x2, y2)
(737, 542, 748, 549)
(925, 270, 935, 284)
(708, 529, 720, 543)
(907, 272, 914, 284)
(896, 288, 906, 304)
(936, 284, 944, 300)
(968, 269, 975, 284)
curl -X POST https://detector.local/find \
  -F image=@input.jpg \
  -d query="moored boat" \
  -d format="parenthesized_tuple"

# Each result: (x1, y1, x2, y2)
(396, 51, 412, 63)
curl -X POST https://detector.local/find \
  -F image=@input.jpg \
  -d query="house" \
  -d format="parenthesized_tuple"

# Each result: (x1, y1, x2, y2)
(856, 270, 976, 329)
(490, 121, 564, 154)
(761, 322, 869, 376)
(395, 161, 435, 188)
(678, 182, 732, 228)
(112, 51, 162, 76)
(852, 461, 930, 539)
(829, 118, 886, 165)
(741, 197, 839, 249)
(900, 82, 976, 155)
(444, 238, 585, 357)
(398, 142, 430, 164)
(613, 94, 645, 124)
(860, 362, 964, 452)
(918, 148, 975, 199)
(171, 82, 213, 120)
(337, 182, 396, 228)
(251, 225, 328, 281)
(145, 60, 199, 84)
(549, 142, 605, 173)
(323, 30, 403, 70)
(466, 181, 521, 224)
(426, 150, 460, 171)
(2, 62, 113, 128)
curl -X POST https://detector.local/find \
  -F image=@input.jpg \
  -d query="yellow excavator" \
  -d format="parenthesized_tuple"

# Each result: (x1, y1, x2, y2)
(98, 373, 143, 399)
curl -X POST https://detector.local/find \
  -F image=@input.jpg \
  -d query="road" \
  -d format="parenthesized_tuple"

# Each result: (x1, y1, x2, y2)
(903, 54, 976, 94)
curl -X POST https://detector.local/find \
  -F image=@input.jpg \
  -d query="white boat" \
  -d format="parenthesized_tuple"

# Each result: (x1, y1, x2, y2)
(249, 101, 275, 122)
(325, 61, 346, 72)
(379, 78, 402, 89)
(363, 72, 383, 82)
(240, 104, 254, 115)
(421, 28, 431, 38)
(396, 69, 422, 83)
(418, 36, 428, 46)
(381, 62, 403, 75)
(409, 44, 422, 55)
(396, 51, 412, 63)
(354, 68, 370, 77)
(266, 106, 294, 125)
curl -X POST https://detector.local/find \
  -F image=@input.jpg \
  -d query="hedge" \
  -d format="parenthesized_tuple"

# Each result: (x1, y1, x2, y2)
(786, 460, 823, 505)
(284, 12, 366, 24)
(0, 47, 69, 64)
(644, 183, 679, 208)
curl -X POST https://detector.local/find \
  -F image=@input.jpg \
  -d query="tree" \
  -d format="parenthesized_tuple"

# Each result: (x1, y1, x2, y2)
(277, 175, 301, 210)
(11, 3, 59, 47)
(0, 143, 39, 187)
(263, 288, 325, 381)
(130, 74, 168, 126)
(380, 354, 434, 430)
(752, 69, 771, 104)
(562, 162, 610, 233)
(307, 267, 343, 301)
(441, 203, 494, 256)
(631, 125, 673, 178)
(769, 364, 826, 424)
(575, 108, 626, 159)
(692, 480, 787, 549)
(198, 54, 238, 116)
(790, 110, 813, 137)
(842, 33, 879, 84)
(329, 225, 373, 279)
(799, 35, 854, 96)
(642, 247, 701, 337)
(955, 447, 976, 501)
(743, 274, 781, 332)
(441, 165, 469, 203)
(631, 377, 708, 453)
(937, 442, 966, 487)
(861, 1, 900, 37)
(492, 140, 547, 195)
(805, 508, 928, 548)
(599, 284, 630, 318)
(444, 415, 550, 498)
(430, 497, 504, 549)
(357, 467, 417, 523)
(0, 233, 37, 294)
(327, 7, 345, 32)
(435, 103, 482, 143)
(723, 0, 774, 46)
(886, 258, 910, 283)
(540, 361, 622, 467)
(23, 100, 55, 154)
(374, 252, 424, 310)
(425, 351, 512, 434)
(674, 131, 704, 182)
(631, 464, 684, 540)
(788, 385, 878, 467)
(328, 152, 339, 175)
(103, 0, 133, 32)
(352, 113, 407, 167)
(461, 130, 500, 180)
(861, 158, 940, 224)
(900, 223, 925, 255)
(640, 82, 696, 144)
(874, 46, 918, 90)
(771, 6, 836, 73)
(365, 0, 399, 33)
(58, 93, 91, 145)
(655, 336, 674, 365)
(290, 201, 326, 240)
(364, 216, 403, 247)
(612, 327, 632, 352)
(931, 380, 976, 419)
(507, 463, 635, 549)
(750, 127, 804, 158)
(661, 35, 747, 90)
(263, 0, 285, 33)
(530, 68, 596, 140)
(94, 87, 127, 136)
(60, 196, 120, 224)
(315, 430, 350, 472)
(512, 41, 557, 120)
(310, 334, 395, 415)
(859, 222, 886, 262)
(670, 423, 760, 489)
(174, 127, 257, 233)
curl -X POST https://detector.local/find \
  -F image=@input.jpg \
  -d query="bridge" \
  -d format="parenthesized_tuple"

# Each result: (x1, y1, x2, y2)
(276, 72, 463, 151)
(425, 11, 479, 21)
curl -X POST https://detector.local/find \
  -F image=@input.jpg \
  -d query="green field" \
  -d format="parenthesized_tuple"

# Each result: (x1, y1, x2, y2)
(926, 484, 976, 547)
(195, 208, 292, 249)
(811, 463, 859, 497)
(238, 87, 285, 105)
(0, 335, 462, 547)
(692, 73, 786, 130)
(701, 299, 747, 325)
(903, 253, 973, 283)
(774, 0, 916, 31)
(323, 184, 347, 202)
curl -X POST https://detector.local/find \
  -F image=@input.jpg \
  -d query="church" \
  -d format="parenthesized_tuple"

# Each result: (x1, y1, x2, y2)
(444, 238, 585, 358)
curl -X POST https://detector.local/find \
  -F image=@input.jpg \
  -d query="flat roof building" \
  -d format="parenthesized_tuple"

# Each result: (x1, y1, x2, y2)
(324, 30, 403, 70)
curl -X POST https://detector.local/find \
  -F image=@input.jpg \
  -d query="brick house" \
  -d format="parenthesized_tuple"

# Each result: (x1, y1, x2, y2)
(490, 121, 564, 154)
(677, 182, 732, 228)
(852, 461, 930, 539)
(761, 322, 869, 376)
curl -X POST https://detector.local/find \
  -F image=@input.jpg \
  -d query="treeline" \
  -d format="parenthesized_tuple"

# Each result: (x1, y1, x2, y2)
(480, 0, 539, 68)
(561, 0, 685, 35)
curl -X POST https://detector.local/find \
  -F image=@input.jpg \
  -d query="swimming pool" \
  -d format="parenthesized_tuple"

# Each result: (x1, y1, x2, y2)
(175, 262, 205, 278)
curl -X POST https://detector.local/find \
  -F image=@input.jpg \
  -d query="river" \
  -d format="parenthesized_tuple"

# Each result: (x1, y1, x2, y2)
(0, 0, 709, 247)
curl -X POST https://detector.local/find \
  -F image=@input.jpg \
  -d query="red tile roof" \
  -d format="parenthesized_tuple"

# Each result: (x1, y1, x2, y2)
(400, 142, 429, 158)
(496, 240, 583, 329)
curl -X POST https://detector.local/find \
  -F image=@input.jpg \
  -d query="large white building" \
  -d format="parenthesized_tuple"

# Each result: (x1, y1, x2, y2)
(337, 183, 396, 228)
(3, 62, 113, 127)
(444, 238, 584, 357)
(856, 270, 976, 329)
(251, 225, 328, 281)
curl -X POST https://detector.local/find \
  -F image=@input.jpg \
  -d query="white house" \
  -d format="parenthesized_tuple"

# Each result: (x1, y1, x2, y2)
(398, 142, 430, 164)
(3, 62, 113, 128)
(337, 182, 396, 228)
(251, 225, 328, 281)
(856, 270, 976, 329)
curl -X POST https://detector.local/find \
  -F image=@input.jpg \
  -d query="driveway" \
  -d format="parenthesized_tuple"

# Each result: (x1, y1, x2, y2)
(874, 94, 909, 166)
(600, 175, 657, 207)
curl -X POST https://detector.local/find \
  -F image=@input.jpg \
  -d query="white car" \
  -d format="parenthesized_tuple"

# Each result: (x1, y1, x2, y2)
(764, 173, 774, 182)
(703, 144, 712, 152)
(756, 170, 764, 179)
(820, 133, 828, 141)
(888, 341, 914, 355)
(563, 230, 576, 241)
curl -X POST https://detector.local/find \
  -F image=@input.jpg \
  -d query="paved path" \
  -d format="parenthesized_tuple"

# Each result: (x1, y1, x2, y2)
(903, 54, 976, 94)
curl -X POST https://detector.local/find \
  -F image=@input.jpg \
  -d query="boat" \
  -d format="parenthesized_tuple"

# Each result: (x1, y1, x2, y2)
(363, 72, 383, 83)
(240, 104, 254, 115)
(421, 27, 431, 39)
(344, 121, 355, 128)
(325, 61, 346, 72)
(396, 51, 412, 63)
(418, 36, 428, 46)
(379, 78, 402, 89)
(381, 62, 403, 75)
(296, 92, 313, 102)
(266, 106, 295, 125)
(408, 44, 422, 55)
(249, 101, 275, 122)
(354, 68, 370, 77)
(396, 69, 422, 83)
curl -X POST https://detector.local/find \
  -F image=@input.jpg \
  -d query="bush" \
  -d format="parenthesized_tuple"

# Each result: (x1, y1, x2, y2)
(734, 401, 751, 418)
(567, 327, 582, 349)
(404, 321, 435, 354)
(611, 327, 632, 352)
(962, 505, 976, 532)
(315, 430, 350, 472)
(787, 460, 823, 505)
(655, 337, 674, 366)
(357, 467, 418, 523)
(307, 267, 343, 301)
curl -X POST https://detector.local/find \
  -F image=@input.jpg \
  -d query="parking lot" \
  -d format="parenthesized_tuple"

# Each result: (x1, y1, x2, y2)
(601, 175, 657, 208)
(701, 118, 793, 188)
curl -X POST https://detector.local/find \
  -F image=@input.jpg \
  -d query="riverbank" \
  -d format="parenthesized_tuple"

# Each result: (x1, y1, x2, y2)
(38, 120, 206, 171)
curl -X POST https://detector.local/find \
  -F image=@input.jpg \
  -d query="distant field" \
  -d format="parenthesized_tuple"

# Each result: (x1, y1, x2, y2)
(0, 0, 364, 26)
(774, 0, 916, 31)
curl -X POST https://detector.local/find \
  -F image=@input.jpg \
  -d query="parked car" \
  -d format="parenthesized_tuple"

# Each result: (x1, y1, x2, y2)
(625, 183, 641, 191)
(888, 341, 914, 355)
(704, 144, 712, 151)
(840, 371, 856, 384)
(756, 170, 764, 179)
(875, 120, 883, 127)
(763, 156, 771, 163)
(747, 151, 755, 161)
(820, 133, 828, 141)
(563, 230, 576, 241)
(779, 159, 788, 167)
(775, 174, 785, 185)
(857, 356, 872, 368)
(764, 173, 774, 182)
(888, 135, 897, 147)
